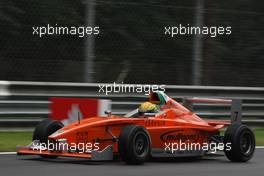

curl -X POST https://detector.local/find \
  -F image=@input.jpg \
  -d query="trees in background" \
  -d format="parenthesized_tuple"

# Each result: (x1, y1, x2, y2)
(0, 0, 263, 86)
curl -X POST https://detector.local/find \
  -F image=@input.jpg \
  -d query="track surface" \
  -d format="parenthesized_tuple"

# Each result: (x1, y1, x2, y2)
(0, 149, 263, 176)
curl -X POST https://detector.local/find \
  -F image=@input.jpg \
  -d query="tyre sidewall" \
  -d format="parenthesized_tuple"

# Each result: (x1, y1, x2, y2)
(33, 119, 63, 144)
(224, 124, 255, 162)
(118, 125, 151, 164)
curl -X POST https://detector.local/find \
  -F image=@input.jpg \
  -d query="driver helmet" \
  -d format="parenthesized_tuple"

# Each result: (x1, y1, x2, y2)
(139, 102, 158, 113)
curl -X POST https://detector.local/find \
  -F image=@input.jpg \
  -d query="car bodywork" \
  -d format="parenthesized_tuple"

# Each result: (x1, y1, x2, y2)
(17, 91, 239, 160)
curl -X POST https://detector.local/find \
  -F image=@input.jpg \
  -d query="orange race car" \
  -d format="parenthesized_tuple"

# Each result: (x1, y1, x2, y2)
(17, 91, 255, 164)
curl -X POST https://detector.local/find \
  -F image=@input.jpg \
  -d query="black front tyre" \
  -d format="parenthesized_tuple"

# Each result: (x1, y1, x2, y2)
(33, 119, 64, 158)
(224, 123, 255, 162)
(118, 125, 151, 164)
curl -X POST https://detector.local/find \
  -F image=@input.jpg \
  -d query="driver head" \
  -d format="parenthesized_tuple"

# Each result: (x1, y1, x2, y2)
(138, 102, 158, 113)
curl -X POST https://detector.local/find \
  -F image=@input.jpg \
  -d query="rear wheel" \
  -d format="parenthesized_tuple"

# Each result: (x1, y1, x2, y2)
(33, 119, 64, 158)
(224, 124, 255, 162)
(118, 125, 151, 164)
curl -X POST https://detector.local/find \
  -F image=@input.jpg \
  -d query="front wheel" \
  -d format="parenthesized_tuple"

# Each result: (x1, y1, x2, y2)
(33, 118, 64, 158)
(118, 125, 151, 164)
(224, 124, 255, 162)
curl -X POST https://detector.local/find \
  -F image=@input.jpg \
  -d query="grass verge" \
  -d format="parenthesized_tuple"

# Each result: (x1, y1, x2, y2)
(0, 132, 32, 152)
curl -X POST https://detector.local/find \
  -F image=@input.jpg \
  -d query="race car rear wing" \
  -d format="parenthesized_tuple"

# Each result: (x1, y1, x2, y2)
(183, 97, 242, 124)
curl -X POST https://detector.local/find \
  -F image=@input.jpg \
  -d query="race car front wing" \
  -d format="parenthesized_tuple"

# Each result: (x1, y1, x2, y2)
(17, 140, 114, 161)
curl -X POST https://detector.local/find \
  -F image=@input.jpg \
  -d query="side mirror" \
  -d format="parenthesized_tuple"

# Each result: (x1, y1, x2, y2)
(104, 110, 112, 117)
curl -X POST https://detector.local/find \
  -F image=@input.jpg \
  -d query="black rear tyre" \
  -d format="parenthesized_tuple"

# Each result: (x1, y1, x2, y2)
(118, 125, 151, 164)
(224, 123, 255, 162)
(33, 119, 64, 158)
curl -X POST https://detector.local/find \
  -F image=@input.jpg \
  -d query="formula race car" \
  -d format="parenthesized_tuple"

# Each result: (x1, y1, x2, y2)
(17, 91, 255, 164)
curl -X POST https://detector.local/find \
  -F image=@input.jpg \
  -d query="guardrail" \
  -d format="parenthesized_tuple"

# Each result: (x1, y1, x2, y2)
(0, 81, 264, 128)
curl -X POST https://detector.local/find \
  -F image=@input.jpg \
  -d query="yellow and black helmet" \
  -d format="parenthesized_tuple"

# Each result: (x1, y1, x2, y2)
(139, 102, 158, 113)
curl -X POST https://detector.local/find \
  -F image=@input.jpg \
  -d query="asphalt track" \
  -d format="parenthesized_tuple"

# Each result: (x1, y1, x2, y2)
(0, 149, 263, 176)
